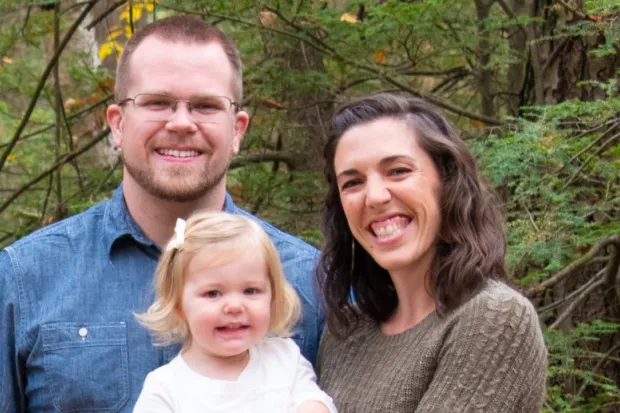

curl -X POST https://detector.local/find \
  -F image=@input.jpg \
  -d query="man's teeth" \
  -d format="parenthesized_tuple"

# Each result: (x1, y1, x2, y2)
(158, 149, 199, 158)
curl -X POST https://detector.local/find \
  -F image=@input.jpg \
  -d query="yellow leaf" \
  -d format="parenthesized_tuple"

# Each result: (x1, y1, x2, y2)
(120, 5, 143, 23)
(98, 41, 123, 61)
(2, 56, 13, 64)
(98, 43, 114, 62)
(7, 154, 15, 162)
(259, 11, 277, 26)
(261, 98, 285, 109)
(471, 120, 485, 129)
(373, 50, 386, 64)
(105, 26, 124, 41)
(340, 13, 358, 23)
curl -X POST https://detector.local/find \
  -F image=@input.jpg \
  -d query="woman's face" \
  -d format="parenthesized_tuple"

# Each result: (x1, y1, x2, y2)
(333, 117, 443, 277)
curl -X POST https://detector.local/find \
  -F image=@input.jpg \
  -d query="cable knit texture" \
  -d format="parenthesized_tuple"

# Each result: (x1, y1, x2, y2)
(317, 281, 547, 412)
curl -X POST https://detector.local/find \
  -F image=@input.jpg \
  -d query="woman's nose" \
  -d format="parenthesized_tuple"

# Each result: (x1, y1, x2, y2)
(365, 177, 391, 207)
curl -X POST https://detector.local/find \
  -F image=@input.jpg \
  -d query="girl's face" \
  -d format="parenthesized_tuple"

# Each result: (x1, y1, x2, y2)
(333, 117, 443, 279)
(180, 247, 272, 366)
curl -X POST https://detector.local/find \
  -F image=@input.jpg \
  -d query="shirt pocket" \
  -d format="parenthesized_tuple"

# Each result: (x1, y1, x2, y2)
(41, 322, 130, 413)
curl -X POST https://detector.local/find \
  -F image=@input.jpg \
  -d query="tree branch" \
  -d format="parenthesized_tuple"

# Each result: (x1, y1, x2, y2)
(549, 268, 606, 329)
(0, 127, 109, 216)
(157, 2, 504, 126)
(85, 0, 127, 30)
(229, 150, 298, 170)
(526, 235, 620, 297)
(0, 0, 98, 173)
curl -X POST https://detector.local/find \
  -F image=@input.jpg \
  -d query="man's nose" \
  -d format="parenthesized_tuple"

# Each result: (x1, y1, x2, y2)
(365, 176, 391, 208)
(165, 101, 198, 133)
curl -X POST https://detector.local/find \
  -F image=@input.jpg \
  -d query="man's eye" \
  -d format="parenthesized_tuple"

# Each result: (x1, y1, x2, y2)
(142, 99, 172, 110)
(192, 100, 222, 112)
(204, 290, 220, 298)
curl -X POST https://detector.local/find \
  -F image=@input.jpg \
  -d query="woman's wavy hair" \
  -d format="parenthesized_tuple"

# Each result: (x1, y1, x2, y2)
(319, 93, 506, 337)
(136, 211, 300, 347)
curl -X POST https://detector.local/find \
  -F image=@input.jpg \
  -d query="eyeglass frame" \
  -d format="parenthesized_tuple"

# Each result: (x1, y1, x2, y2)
(117, 93, 242, 121)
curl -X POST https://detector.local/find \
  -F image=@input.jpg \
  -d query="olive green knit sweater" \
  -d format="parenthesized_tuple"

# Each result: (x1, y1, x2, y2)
(317, 281, 547, 413)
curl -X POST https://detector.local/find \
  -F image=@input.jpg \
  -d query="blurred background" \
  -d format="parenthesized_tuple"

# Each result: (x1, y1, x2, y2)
(0, 0, 618, 410)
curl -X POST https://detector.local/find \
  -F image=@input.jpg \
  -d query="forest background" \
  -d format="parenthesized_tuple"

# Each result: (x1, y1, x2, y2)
(0, 0, 618, 411)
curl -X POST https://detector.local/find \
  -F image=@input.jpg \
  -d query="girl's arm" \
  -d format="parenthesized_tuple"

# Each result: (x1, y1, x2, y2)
(289, 341, 338, 413)
(415, 289, 547, 413)
(297, 400, 331, 413)
(132, 373, 175, 413)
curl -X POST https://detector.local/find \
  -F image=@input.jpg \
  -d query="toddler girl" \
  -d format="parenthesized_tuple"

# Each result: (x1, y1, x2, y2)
(134, 212, 336, 413)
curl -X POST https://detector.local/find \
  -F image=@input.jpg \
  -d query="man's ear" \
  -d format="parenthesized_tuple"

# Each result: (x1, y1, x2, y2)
(231, 110, 250, 155)
(107, 104, 124, 148)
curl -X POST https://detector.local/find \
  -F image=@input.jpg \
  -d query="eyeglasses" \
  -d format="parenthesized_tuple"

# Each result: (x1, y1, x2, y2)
(118, 94, 240, 122)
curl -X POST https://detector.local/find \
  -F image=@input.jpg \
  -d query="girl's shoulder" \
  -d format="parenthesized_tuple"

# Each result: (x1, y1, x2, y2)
(254, 336, 302, 362)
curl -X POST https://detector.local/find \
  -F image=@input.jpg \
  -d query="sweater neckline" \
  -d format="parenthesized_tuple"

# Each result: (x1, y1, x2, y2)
(360, 309, 440, 344)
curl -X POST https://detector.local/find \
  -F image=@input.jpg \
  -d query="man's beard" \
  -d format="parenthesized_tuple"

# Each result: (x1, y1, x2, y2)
(122, 153, 229, 203)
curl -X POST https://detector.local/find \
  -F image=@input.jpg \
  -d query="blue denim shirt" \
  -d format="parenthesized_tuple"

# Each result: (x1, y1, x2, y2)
(0, 186, 323, 413)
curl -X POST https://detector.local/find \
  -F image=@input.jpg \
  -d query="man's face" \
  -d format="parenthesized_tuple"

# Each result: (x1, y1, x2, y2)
(107, 37, 249, 202)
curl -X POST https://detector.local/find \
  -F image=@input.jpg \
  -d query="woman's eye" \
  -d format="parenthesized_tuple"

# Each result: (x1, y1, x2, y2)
(341, 179, 361, 190)
(204, 290, 220, 298)
(389, 168, 411, 176)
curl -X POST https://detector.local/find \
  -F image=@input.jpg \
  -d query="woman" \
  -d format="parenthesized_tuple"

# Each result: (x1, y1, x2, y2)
(317, 94, 547, 412)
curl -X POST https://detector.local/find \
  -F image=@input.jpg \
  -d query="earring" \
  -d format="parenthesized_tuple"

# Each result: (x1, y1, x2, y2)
(351, 238, 356, 272)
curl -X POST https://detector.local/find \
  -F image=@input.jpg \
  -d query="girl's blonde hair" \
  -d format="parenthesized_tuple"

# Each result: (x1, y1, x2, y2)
(136, 211, 301, 346)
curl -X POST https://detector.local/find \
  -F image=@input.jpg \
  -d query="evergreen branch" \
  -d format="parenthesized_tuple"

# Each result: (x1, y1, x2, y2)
(526, 235, 620, 297)
(568, 120, 620, 164)
(564, 131, 620, 189)
(549, 268, 607, 329)
(0, 127, 109, 216)
(0, 0, 98, 173)
(538, 264, 609, 314)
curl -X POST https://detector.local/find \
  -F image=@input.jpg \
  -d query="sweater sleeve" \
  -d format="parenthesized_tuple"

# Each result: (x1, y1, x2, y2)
(415, 287, 548, 413)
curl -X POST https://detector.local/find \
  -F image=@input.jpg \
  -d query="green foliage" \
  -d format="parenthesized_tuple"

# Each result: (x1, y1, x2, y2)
(544, 321, 620, 412)
(0, 1, 619, 410)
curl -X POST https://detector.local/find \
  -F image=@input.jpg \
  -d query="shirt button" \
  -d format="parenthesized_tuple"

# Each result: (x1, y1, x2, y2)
(78, 327, 88, 338)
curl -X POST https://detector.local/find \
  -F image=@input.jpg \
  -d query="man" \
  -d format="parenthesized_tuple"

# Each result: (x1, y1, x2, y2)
(0, 15, 322, 412)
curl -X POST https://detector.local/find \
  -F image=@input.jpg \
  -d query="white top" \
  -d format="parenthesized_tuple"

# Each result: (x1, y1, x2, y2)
(133, 337, 337, 413)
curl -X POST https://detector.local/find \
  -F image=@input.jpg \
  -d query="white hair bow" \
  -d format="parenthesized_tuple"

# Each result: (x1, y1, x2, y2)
(166, 218, 187, 251)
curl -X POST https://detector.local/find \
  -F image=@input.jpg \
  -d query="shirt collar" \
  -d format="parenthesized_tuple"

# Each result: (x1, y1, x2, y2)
(102, 185, 239, 255)
(102, 184, 156, 255)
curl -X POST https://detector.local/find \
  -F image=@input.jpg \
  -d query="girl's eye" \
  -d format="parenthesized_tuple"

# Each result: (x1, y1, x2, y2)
(204, 290, 220, 298)
(244, 287, 259, 295)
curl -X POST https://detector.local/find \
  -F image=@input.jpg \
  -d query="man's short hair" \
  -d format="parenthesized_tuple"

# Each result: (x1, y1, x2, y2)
(114, 15, 243, 103)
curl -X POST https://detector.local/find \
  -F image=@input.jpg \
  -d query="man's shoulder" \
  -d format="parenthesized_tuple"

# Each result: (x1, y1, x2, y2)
(5, 201, 108, 253)
(233, 207, 319, 258)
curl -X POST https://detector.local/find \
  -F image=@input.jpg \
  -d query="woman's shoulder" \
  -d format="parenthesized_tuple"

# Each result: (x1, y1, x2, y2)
(457, 280, 537, 319)
(447, 280, 545, 348)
